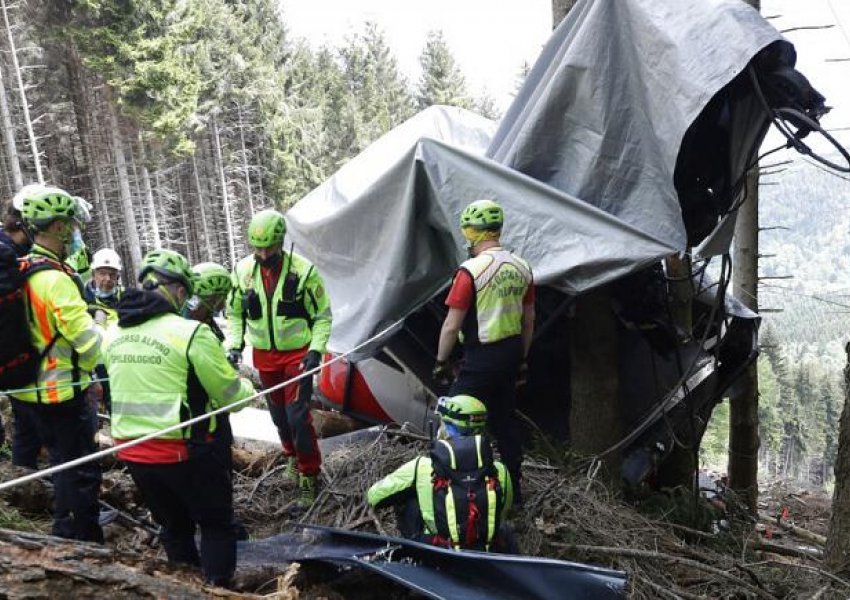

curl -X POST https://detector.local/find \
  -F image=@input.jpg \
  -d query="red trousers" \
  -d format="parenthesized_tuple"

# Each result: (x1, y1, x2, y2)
(256, 348, 321, 475)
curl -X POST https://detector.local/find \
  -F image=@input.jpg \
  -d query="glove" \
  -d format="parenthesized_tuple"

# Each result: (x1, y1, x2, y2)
(93, 309, 108, 326)
(227, 349, 242, 367)
(516, 362, 528, 388)
(432, 360, 453, 386)
(300, 350, 322, 372)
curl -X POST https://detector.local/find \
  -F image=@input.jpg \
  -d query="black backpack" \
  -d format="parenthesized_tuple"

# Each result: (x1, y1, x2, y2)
(0, 246, 67, 391)
(430, 435, 503, 550)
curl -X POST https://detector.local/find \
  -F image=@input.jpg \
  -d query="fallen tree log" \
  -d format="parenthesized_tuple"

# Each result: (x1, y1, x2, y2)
(752, 539, 824, 560)
(0, 527, 213, 599)
(759, 512, 827, 546)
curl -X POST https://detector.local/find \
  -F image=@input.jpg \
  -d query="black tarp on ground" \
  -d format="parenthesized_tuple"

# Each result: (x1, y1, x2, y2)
(238, 525, 627, 600)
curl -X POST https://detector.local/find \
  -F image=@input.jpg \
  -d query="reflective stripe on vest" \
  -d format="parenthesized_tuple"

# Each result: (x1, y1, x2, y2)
(106, 314, 199, 441)
(15, 248, 98, 404)
(461, 248, 532, 344)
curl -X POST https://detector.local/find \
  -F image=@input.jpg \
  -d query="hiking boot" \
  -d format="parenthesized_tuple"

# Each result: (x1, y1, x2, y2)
(282, 455, 297, 482)
(297, 474, 317, 509)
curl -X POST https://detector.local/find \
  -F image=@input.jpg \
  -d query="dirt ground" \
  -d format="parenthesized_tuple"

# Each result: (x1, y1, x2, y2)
(1, 432, 849, 599)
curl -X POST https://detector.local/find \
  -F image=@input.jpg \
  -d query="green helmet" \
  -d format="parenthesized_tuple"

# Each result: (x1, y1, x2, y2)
(18, 185, 82, 229)
(192, 262, 231, 298)
(248, 209, 286, 248)
(459, 199, 503, 231)
(437, 394, 488, 434)
(138, 249, 194, 296)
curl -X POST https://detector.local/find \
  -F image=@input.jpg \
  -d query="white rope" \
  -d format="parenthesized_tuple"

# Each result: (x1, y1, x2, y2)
(0, 320, 401, 493)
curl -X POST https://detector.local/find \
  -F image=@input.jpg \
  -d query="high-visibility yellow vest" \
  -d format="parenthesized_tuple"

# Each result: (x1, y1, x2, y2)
(459, 247, 532, 344)
(105, 312, 253, 441)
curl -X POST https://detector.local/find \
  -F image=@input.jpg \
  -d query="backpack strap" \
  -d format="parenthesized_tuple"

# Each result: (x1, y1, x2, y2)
(19, 256, 80, 404)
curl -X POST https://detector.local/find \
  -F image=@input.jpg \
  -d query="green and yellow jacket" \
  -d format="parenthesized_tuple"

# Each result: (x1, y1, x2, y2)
(16, 244, 101, 403)
(226, 252, 331, 354)
(105, 288, 254, 463)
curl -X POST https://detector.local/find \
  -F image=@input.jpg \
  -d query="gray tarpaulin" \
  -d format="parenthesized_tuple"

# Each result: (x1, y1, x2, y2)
(287, 107, 678, 354)
(489, 0, 783, 246)
(286, 0, 785, 355)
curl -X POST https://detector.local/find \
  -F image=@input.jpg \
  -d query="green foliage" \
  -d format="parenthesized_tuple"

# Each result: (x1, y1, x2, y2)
(700, 399, 729, 470)
(61, 0, 201, 149)
(0, 500, 44, 532)
(417, 30, 473, 110)
(336, 24, 416, 154)
(758, 354, 782, 457)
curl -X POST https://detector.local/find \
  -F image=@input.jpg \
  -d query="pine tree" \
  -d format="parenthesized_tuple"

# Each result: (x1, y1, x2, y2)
(339, 23, 415, 153)
(475, 89, 502, 120)
(417, 30, 472, 110)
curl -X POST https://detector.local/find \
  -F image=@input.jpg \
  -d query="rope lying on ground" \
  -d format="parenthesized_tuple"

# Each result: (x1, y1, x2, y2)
(0, 319, 403, 493)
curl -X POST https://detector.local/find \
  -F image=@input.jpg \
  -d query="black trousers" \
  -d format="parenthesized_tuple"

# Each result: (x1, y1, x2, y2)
(450, 366, 523, 502)
(10, 395, 62, 468)
(126, 452, 236, 586)
(211, 414, 248, 541)
(9, 396, 102, 542)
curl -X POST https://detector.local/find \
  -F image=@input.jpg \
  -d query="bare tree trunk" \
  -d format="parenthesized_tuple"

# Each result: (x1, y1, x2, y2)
(0, 60, 22, 189)
(659, 254, 698, 487)
(192, 153, 213, 260)
(105, 98, 142, 276)
(137, 136, 161, 249)
(65, 46, 112, 247)
(152, 169, 170, 248)
(729, 164, 760, 513)
(176, 172, 191, 258)
(570, 288, 622, 479)
(1, 0, 41, 183)
(237, 102, 255, 215)
(211, 116, 235, 267)
(825, 344, 850, 572)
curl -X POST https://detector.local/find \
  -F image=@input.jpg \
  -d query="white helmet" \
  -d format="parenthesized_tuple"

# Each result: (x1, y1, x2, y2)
(91, 248, 123, 272)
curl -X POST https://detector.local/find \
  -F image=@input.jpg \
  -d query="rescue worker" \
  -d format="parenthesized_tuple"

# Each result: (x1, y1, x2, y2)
(433, 199, 534, 504)
(104, 249, 254, 587)
(83, 247, 124, 421)
(226, 209, 332, 509)
(188, 262, 231, 342)
(84, 247, 124, 326)
(367, 395, 516, 552)
(12, 185, 103, 542)
(1, 193, 32, 257)
(187, 261, 248, 540)
(0, 194, 31, 449)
